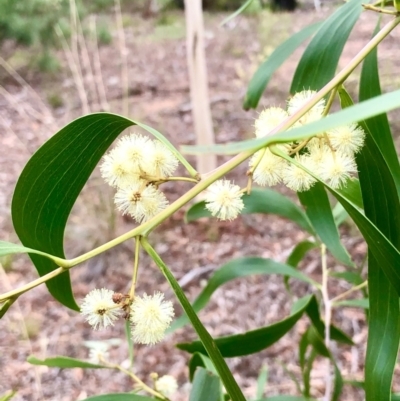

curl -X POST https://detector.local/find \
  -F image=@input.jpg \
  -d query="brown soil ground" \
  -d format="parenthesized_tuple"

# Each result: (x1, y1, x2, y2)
(1, 4, 400, 401)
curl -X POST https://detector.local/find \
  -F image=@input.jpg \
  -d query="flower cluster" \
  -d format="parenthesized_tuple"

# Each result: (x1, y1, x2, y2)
(250, 90, 365, 192)
(80, 289, 174, 345)
(101, 133, 179, 223)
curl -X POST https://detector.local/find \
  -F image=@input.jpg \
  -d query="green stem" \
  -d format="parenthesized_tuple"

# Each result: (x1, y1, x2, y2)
(129, 237, 141, 299)
(108, 362, 167, 399)
(0, 266, 67, 302)
(331, 280, 368, 303)
(141, 237, 246, 401)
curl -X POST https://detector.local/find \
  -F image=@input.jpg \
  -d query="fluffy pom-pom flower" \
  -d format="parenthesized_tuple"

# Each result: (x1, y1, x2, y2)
(287, 90, 325, 125)
(100, 147, 141, 188)
(319, 151, 357, 189)
(147, 141, 179, 177)
(130, 292, 175, 345)
(114, 184, 169, 223)
(327, 123, 365, 155)
(282, 155, 317, 192)
(254, 107, 288, 138)
(249, 148, 286, 186)
(155, 375, 178, 396)
(80, 288, 122, 330)
(115, 134, 154, 174)
(204, 180, 244, 221)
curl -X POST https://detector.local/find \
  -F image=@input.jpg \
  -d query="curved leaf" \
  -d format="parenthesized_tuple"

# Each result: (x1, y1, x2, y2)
(186, 188, 314, 234)
(359, 26, 400, 196)
(286, 240, 318, 268)
(298, 183, 354, 267)
(189, 353, 217, 382)
(290, 0, 363, 93)
(169, 257, 317, 333)
(305, 295, 354, 346)
(11, 113, 195, 311)
(243, 21, 322, 110)
(356, 45, 400, 400)
(182, 88, 400, 156)
(27, 355, 105, 369)
(189, 367, 222, 401)
(177, 295, 313, 357)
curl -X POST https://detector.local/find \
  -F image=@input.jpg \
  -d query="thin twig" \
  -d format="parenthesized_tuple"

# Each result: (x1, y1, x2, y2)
(76, 8, 100, 107)
(55, 24, 90, 115)
(331, 281, 368, 303)
(90, 16, 110, 111)
(320, 244, 332, 401)
(115, 0, 129, 116)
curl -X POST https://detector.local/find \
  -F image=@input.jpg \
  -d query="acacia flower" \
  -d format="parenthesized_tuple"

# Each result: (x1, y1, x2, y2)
(80, 288, 122, 330)
(254, 107, 288, 138)
(249, 148, 285, 186)
(287, 90, 325, 125)
(100, 147, 140, 188)
(327, 123, 365, 155)
(319, 151, 357, 189)
(130, 292, 175, 345)
(116, 134, 155, 175)
(147, 141, 179, 177)
(155, 375, 178, 396)
(283, 155, 317, 192)
(114, 183, 169, 223)
(204, 180, 244, 221)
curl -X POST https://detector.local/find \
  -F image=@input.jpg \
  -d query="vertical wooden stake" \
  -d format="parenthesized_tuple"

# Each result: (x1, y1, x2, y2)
(184, 0, 217, 174)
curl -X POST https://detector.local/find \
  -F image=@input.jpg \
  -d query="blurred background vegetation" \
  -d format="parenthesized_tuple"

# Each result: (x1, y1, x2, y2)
(0, 0, 299, 74)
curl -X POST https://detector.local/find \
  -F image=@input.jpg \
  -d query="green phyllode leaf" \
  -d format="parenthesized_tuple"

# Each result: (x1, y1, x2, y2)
(243, 21, 322, 110)
(189, 353, 218, 382)
(359, 27, 400, 197)
(11, 113, 194, 310)
(189, 367, 222, 401)
(298, 183, 354, 267)
(182, 88, 400, 156)
(186, 187, 314, 234)
(177, 295, 314, 357)
(357, 33, 400, 401)
(27, 356, 106, 369)
(290, 0, 363, 93)
(11, 114, 134, 310)
(169, 256, 317, 333)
